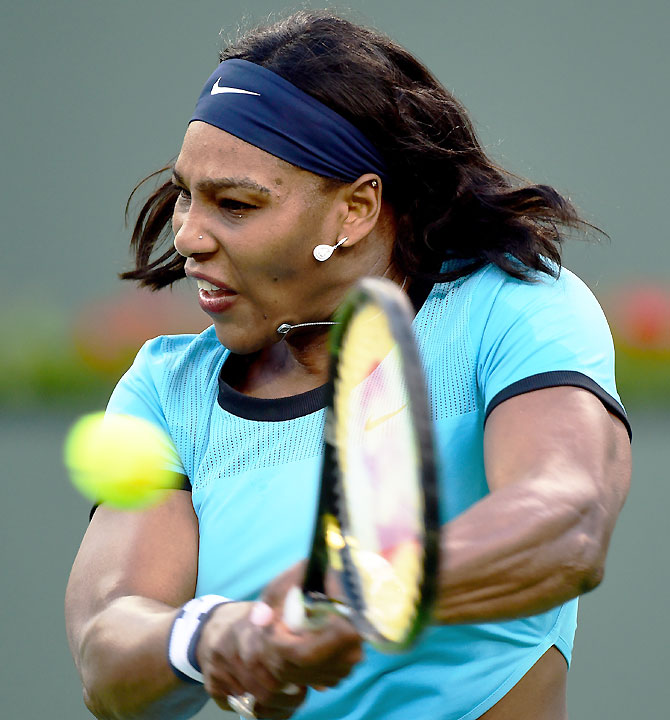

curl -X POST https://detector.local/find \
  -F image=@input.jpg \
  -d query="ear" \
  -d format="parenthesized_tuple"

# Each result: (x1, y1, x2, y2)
(338, 174, 383, 247)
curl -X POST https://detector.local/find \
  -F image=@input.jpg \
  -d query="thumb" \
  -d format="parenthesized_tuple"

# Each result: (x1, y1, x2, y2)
(262, 560, 307, 610)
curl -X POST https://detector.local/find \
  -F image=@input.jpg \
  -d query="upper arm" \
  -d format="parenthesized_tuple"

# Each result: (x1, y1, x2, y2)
(473, 267, 631, 546)
(65, 490, 199, 656)
(482, 386, 631, 591)
(67, 336, 199, 644)
(484, 386, 631, 510)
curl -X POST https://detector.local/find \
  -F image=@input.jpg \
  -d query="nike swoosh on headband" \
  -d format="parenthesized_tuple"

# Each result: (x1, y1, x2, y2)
(210, 78, 260, 97)
(192, 59, 389, 183)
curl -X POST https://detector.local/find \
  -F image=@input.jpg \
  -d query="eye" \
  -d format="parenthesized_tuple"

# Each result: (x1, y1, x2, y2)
(171, 181, 191, 204)
(219, 198, 256, 218)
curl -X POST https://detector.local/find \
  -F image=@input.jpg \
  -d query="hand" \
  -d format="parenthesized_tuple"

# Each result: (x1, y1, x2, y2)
(196, 572, 363, 719)
(196, 602, 308, 719)
(260, 562, 363, 689)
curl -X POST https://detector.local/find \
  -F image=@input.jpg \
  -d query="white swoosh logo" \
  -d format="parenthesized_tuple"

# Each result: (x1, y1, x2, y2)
(210, 79, 260, 97)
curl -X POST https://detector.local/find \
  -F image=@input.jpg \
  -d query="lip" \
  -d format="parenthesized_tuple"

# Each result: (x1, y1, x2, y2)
(186, 271, 236, 293)
(186, 271, 238, 315)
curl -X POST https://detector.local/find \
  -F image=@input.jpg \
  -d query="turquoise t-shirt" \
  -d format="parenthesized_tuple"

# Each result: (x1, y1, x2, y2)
(106, 264, 628, 720)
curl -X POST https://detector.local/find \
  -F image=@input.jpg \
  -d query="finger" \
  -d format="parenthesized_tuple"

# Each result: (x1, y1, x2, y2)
(231, 637, 307, 710)
(249, 601, 274, 627)
(287, 616, 362, 667)
(213, 694, 298, 720)
(236, 659, 284, 700)
(205, 666, 245, 703)
(206, 640, 306, 716)
(223, 684, 307, 720)
(273, 611, 360, 654)
(199, 604, 307, 716)
(264, 627, 363, 686)
(264, 685, 308, 711)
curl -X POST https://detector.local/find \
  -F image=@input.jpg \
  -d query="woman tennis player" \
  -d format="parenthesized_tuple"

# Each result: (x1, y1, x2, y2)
(66, 10, 631, 720)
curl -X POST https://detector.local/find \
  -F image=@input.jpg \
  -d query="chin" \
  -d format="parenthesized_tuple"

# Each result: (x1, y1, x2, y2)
(213, 323, 275, 355)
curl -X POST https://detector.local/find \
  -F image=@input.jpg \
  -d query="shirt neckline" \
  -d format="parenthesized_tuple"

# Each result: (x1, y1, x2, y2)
(216, 279, 434, 421)
(217, 376, 329, 421)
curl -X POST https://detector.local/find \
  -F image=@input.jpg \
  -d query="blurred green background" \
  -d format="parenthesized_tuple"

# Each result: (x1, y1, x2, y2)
(1, 1, 668, 717)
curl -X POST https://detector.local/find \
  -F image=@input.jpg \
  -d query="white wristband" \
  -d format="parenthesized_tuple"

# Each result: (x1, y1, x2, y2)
(168, 594, 232, 684)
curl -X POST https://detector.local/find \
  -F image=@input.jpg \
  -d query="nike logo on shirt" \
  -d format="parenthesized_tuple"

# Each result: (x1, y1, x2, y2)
(210, 79, 261, 96)
(364, 404, 408, 432)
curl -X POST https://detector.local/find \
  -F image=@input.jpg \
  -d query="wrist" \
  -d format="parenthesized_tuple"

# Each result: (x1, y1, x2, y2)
(167, 595, 233, 684)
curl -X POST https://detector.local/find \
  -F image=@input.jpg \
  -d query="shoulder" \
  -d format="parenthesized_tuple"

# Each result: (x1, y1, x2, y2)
(138, 325, 222, 364)
(106, 326, 227, 451)
(420, 261, 608, 346)
(466, 263, 611, 345)
(108, 326, 226, 413)
(470, 262, 600, 312)
(133, 326, 226, 380)
(458, 263, 627, 428)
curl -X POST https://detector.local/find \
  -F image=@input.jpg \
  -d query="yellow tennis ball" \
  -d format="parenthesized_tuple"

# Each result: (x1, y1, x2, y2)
(64, 412, 181, 509)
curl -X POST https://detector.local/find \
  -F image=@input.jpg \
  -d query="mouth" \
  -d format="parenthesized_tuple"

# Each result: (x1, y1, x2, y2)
(189, 276, 238, 314)
(195, 278, 235, 295)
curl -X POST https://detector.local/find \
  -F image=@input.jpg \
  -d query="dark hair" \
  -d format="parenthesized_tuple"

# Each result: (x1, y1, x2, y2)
(123, 9, 590, 289)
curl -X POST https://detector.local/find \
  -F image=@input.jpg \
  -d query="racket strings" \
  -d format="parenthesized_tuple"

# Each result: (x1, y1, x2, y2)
(332, 300, 426, 644)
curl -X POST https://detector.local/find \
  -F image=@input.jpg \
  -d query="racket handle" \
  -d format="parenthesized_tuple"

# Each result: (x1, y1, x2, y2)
(283, 586, 324, 631)
(283, 586, 351, 631)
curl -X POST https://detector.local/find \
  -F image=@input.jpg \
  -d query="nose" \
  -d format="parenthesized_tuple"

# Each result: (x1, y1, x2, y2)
(173, 215, 219, 258)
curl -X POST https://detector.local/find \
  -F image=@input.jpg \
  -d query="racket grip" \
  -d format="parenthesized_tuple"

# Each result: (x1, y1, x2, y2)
(283, 586, 318, 631)
(283, 586, 351, 632)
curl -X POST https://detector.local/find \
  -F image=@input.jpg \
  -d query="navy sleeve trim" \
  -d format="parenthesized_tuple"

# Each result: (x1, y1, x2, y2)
(88, 474, 192, 520)
(485, 371, 632, 441)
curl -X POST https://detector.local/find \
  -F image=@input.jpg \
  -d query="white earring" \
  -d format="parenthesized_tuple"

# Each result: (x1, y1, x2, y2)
(313, 236, 348, 262)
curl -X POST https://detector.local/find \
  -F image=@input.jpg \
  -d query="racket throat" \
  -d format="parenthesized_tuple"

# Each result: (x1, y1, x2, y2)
(303, 594, 337, 627)
(283, 587, 351, 631)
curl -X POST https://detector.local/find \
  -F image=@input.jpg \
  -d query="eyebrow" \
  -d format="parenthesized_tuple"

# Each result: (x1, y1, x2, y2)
(172, 168, 272, 196)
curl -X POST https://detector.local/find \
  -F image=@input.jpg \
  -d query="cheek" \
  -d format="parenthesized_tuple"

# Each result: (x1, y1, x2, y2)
(171, 209, 182, 237)
(234, 225, 316, 279)
(264, 243, 310, 275)
(268, 207, 333, 270)
(265, 245, 318, 286)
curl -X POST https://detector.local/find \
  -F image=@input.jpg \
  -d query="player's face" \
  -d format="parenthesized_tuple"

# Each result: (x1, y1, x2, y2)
(172, 122, 352, 354)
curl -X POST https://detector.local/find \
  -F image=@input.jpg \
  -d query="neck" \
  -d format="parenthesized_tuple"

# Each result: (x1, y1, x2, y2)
(225, 330, 331, 398)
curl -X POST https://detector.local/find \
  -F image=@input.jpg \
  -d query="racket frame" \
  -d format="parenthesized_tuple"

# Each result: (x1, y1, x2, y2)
(295, 277, 440, 652)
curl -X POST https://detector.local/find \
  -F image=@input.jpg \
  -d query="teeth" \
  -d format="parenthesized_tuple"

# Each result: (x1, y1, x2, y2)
(196, 279, 220, 292)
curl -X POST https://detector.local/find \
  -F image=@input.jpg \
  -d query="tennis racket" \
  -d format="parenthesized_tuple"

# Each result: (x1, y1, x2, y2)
(283, 276, 440, 652)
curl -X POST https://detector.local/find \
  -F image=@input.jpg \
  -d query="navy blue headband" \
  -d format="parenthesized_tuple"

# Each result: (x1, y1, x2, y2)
(190, 59, 389, 184)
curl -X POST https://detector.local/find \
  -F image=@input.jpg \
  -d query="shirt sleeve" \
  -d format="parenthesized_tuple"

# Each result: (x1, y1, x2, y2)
(470, 266, 631, 439)
(106, 338, 189, 477)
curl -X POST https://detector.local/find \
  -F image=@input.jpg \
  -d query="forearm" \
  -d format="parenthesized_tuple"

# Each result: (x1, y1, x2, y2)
(434, 474, 609, 624)
(74, 596, 207, 719)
